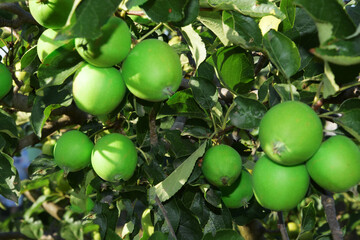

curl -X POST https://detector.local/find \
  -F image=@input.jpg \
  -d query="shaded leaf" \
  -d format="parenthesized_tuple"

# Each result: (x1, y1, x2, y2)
(142, 0, 186, 23)
(30, 84, 73, 138)
(198, 11, 230, 46)
(0, 152, 21, 203)
(222, 11, 263, 50)
(176, 203, 203, 240)
(158, 89, 207, 119)
(294, 0, 355, 42)
(203, 229, 244, 240)
(312, 36, 360, 66)
(263, 29, 301, 78)
(163, 130, 197, 158)
(230, 96, 267, 129)
(57, 0, 122, 40)
(20, 218, 44, 240)
(210, 46, 254, 94)
(207, 0, 285, 19)
(189, 77, 218, 109)
(300, 201, 316, 233)
(153, 142, 207, 202)
(273, 84, 300, 101)
(280, 0, 296, 31)
(37, 40, 84, 90)
(174, 0, 200, 26)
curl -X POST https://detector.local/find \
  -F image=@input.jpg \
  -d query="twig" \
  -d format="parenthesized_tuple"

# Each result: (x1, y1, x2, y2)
(321, 192, 343, 240)
(0, 3, 38, 28)
(149, 108, 158, 147)
(155, 196, 177, 240)
(277, 211, 290, 240)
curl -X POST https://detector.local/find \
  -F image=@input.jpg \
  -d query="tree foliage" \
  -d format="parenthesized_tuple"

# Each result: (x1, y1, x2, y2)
(0, 0, 359, 240)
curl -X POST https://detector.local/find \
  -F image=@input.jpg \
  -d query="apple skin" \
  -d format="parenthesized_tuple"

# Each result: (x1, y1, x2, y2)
(53, 130, 94, 173)
(75, 16, 131, 67)
(37, 29, 69, 62)
(0, 63, 12, 99)
(121, 39, 182, 102)
(306, 135, 360, 193)
(29, 0, 73, 29)
(72, 64, 126, 116)
(91, 133, 137, 182)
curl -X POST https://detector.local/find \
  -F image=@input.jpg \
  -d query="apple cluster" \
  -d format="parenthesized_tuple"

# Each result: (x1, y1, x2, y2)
(52, 130, 138, 182)
(201, 101, 360, 212)
(254, 101, 360, 211)
(30, 1, 184, 182)
(32, 0, 183, 117)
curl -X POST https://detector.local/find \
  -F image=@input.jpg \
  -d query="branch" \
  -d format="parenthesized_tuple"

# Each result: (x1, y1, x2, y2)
(321, 192, 343, 240)
(149, 108, 158, 147)
(0, 232, 30, 240)
(277, 211, 290, 240)
(155, 196, 177, 240)
(23, 190, 64, 221)
(0, 3, 38, 28)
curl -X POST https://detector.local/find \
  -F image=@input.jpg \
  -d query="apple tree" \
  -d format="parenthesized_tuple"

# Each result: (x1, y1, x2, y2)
(0, 0, 359, 239)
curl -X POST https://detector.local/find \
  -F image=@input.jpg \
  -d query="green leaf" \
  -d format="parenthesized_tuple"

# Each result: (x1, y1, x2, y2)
(210, 46, 254, 94)
(160, 199, 181, 234)
(280, 0, 296, 31)
(158, 89, 207, 119)
(163, 130, 197, 158)
(24, 195, 49, 221)
(273, 84, 300, 101)
(294, 0, 355, 42)
(283, 8, 317, 41)
(28, 156, 59, 179)
(338, 98, 360, 111)
(61, 220, 84, 240)
(149, 232, 168, 240)
(207, 0, 286, 19)
(176, 203, 203, 240)
(336, 109, 360, 141)
(0, 152, 21, 203)
(203, 208, 233, 236)
(300, 201, 316, 233)
(0, 109, 18, 139)
(20, 218, 44, 240)
(312, 36, 360, 66)
(153, 142, 207, 202)
(189, 77, 218, 109)
(181, 24, 207, 69)
(230, 96, 267, 129)
(57, 0, 122, 40)
(322, 62, 339, 99)
(37, 40, 84, 89)
(263, 29, 301, 78)
(20, 46, 38, 69)
(174, 0, 200, 26)
(30, 84, 73, 138)
(198, 11, 230, 46)
(222, 11, 263, 50)
(203, 229, 244, 240)
(21, 178, 50, 194)
(126, 0, 149, 9)
(142, 0, 186, 23)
